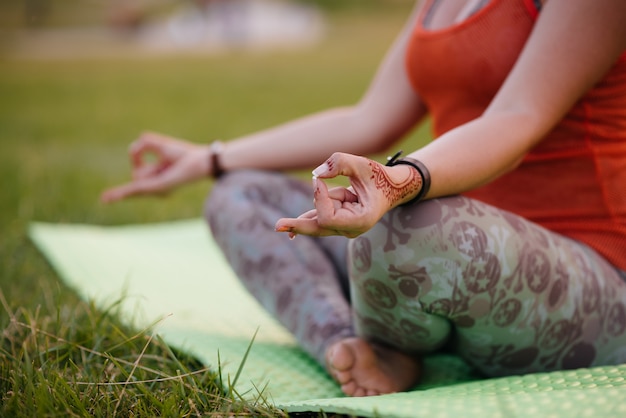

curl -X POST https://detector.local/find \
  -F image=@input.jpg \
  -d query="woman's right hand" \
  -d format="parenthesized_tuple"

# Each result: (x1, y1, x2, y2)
(100, 131, 212, 203)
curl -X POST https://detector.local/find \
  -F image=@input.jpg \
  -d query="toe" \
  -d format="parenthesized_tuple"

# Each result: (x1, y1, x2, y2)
(353, 387, 366, 397)
(327, 343, 354, 372)
(335, 370, 352, 385)
(341, 381, 358, 396)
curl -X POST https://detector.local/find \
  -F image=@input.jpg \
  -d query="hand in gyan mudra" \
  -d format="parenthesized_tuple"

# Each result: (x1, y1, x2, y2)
(101, 132, 211, 203)
(275, 152, 422, 239)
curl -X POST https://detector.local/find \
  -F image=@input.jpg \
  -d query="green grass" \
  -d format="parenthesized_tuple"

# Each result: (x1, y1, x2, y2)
(0, 5, 429, 416)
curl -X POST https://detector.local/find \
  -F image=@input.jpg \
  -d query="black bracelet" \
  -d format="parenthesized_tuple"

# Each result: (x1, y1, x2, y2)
(385, 150, 431, 205)
(209, 140, 224, 178)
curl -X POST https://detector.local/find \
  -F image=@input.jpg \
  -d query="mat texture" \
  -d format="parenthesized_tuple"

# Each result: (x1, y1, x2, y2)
(29, 220, 626, 417)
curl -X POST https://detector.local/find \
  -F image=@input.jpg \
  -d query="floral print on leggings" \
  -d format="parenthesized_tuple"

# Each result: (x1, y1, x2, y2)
(206, 170, 626, 376)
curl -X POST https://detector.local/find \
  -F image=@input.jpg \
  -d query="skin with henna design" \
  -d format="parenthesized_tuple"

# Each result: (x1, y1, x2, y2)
(369, 161, 422, 208)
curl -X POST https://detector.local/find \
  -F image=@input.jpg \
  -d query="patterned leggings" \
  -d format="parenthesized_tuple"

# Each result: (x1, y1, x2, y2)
(205, 170, 626, 377)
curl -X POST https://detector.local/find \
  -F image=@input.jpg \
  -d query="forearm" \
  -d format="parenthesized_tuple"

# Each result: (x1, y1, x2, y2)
(409, 111, 544, 199)
(218, 105, 404, 173)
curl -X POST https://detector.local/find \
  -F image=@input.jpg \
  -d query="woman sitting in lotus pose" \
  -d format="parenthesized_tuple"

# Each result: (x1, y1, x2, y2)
(103, 0, 626, 397)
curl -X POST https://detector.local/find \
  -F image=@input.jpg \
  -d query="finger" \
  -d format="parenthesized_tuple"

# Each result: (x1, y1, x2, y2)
(312, 152, 369, 179)
(275, 217, 328, 237)
(101, 167, 180, 202)
(314, 177, 363, 229)
(274, 209, 317, 239)
(100, 182, 145, 203)
(276, 218, 343, 237)
(132, 157, 174, 181)
(313, 179, 356, 229)
(132, 162, 161, 180)
(296, 209, 318, 220)
(327, 186, 359, 203)
(101, 178, 167, 202)
(312, 177, 337, 223)
(129, 132, 170, 167)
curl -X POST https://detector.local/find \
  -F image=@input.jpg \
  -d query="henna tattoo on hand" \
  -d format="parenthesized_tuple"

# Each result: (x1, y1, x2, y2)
(370, 162, 422, 207)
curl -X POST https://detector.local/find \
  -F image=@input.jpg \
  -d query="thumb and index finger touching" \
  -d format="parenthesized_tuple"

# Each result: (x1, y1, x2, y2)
(128, 132, 173, 168)
(311, 152, 364, 180)
(100, 133, 178, 203)
(311, 152, 365, 211)
(274, 153, 368, 234)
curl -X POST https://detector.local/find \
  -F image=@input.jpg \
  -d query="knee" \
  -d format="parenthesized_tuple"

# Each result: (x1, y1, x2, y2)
(205, 169, 309, 236)
(348, 198, 445, 275)
(207, 169, 261, 202)
(204, 170, 265, 231)
(205, 169, 276, 212)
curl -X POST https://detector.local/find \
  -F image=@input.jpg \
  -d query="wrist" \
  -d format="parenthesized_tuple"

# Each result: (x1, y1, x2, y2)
(385, 151, 431, 206)
(208, 140, 225, 178)
(388, 165, 422, 206)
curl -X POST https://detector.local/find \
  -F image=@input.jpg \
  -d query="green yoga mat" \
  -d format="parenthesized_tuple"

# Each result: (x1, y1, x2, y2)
(29, 220, 626, 417)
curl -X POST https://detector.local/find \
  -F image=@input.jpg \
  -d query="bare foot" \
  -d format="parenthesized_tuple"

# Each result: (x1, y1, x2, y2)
(325, 337, 422, 397)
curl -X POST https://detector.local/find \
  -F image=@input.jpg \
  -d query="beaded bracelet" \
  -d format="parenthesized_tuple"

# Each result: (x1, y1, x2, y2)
(385, 150, 431, 205)
(209, 140, 224, 178)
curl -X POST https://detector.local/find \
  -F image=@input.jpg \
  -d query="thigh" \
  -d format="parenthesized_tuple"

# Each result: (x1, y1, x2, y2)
(207, 169, 313, 220)
(348, 195, 626, 376)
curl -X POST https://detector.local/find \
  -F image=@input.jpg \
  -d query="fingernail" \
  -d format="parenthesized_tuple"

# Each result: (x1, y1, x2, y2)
(312, 176, 318, 189)
(289, 232, 296, 240)
(312, 162, 329, 177)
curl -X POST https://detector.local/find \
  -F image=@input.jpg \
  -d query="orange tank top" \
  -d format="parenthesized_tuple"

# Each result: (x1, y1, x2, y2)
(406, 0, 626, 270)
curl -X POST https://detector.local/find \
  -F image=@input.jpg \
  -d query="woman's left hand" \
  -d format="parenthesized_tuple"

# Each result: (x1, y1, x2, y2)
(275, 152, 421, 238)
